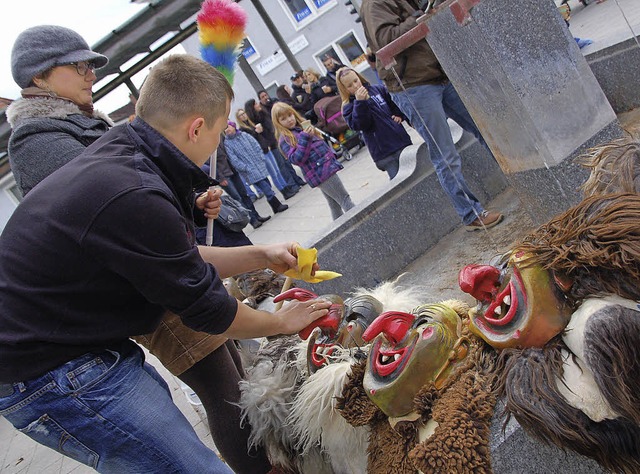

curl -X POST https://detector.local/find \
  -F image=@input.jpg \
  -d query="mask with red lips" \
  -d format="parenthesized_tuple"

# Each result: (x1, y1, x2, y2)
(307, 294, 383, 374)
(362, 303, 466, 418)
(458, 251, 573, 349)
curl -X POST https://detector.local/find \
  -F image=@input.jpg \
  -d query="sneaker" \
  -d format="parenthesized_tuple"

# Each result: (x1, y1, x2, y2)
(466, 210, 504, 232)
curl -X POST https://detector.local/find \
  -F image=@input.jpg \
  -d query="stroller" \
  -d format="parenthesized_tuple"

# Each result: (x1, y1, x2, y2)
(313, 95, 364, 161)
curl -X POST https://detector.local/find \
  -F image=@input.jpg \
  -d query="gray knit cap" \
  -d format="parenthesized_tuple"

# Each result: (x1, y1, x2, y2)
(11, 25, 108, 88)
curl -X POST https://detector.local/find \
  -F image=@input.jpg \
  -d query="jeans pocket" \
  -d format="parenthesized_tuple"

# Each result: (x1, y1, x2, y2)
(64, 350, 121, 393)
(18, 413, 99, 469)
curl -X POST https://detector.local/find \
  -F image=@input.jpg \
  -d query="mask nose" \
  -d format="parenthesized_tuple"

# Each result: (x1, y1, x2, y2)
(363, 311, 414, 345)
(458, 264, 501, 302)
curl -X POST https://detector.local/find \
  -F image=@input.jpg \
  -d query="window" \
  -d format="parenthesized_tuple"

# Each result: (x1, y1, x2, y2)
(315, 32, 367, 73)
(280, 0, 337, 28)
(336, 33, 367, 68)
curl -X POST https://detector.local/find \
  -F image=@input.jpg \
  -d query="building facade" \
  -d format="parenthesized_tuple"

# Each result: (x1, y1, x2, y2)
(181, 0, 372, 111)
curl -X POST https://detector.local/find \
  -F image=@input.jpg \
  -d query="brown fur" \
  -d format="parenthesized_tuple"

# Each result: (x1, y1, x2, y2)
(410, 338, 497, 473)
(496, 340, 640, 474)
(579, 137, 640, 197)
(367, 418, 419, 474)
(584, 305, 640, 426)
(235, 269, 289, 305)
(338, 324, 499, 473)
(336, 360, 385, 427)
(515, 193, 640, 303)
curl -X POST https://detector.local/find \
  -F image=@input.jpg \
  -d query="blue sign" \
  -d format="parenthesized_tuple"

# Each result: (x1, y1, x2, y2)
(313, 0, 331, 7)
(242, 44, 257, 59)
(295, 6, 312, 21)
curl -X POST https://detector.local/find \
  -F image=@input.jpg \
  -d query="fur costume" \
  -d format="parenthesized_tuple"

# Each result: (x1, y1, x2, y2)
(238, 278, 425, 473)
(494, 194, 640, 473)
(578, 137, 640, 196)
(337, 319, 498, 474)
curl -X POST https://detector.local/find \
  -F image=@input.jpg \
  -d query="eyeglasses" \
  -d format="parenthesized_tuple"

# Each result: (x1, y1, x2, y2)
(67, 61, 97, 76)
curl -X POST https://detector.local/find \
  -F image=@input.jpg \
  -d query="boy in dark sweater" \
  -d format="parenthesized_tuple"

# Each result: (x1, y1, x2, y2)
(0, 54, 329, 473)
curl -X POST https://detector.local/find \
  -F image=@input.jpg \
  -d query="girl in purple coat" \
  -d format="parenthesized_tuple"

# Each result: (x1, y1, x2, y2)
(272, 102, 355, 220)
(337, 67, 412, 179)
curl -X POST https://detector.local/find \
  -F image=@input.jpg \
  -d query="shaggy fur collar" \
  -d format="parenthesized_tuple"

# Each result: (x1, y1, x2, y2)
(337, 346, 497, 474)
(6, 95, 114, 128)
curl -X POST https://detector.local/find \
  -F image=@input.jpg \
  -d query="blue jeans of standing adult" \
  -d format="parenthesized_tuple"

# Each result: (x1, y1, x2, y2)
(0, 342, 232, 473)
(263, 150, 287, 190)
(251, 178, 276, 200)
(391, 82, 485, 225)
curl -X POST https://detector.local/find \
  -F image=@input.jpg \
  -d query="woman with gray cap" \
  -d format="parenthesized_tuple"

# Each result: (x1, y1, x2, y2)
(5, 25, 273, 474)
(7, 24, 111, 195)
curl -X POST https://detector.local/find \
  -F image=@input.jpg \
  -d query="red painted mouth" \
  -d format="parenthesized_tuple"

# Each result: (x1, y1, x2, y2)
(311, 343, 337, 367)
(476, 268, 524, 333)
(371, 339, 414, 377)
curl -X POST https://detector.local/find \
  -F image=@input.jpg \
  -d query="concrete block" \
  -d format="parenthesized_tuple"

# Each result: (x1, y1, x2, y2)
(300, 136, 508, 295)
(587, 37, 640, 113)
(424, 0, 617, 174)
(490, 405, 608, 473)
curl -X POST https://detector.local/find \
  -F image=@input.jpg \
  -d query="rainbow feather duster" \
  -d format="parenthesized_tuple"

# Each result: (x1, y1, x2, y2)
(197, 0, 247, 85)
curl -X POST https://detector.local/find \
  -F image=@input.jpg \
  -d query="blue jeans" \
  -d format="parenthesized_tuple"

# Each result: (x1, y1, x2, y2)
(0, 343, 232, 473)
(252, 178, 276, 200)
(391, 82, 485, 225)
(273, 148, 305, 187)
(263, 150, 287, 190)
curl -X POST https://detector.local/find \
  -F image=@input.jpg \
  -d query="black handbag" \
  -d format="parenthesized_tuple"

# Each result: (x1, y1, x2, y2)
(217, 195, 251, 232)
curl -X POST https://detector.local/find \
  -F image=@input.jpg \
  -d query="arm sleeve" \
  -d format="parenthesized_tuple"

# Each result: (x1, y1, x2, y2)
(347, 100, 374, 132)
(369, 4, 420, 49)
(281, 133, 311, 166)
(82, 188, 238, 334)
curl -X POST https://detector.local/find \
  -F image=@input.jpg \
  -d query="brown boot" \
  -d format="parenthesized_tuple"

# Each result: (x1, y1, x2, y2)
(465, 210, 504, 231)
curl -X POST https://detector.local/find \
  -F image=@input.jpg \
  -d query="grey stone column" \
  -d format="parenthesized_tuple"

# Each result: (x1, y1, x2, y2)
(422, 0, 622, 223)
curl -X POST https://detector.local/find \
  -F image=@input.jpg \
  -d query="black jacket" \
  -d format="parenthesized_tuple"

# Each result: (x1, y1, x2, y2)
(0, 118, 237, 382)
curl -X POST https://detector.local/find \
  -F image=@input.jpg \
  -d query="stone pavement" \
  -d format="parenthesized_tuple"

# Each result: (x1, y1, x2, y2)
(1, 1, 638, 472)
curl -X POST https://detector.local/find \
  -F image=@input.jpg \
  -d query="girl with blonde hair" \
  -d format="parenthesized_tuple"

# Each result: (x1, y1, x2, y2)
(272, 102, 355, 220)
(336, 67, 411, 179)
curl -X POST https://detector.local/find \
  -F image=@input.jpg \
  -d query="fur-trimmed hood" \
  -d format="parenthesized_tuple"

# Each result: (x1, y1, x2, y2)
(6, 95, 113, 129)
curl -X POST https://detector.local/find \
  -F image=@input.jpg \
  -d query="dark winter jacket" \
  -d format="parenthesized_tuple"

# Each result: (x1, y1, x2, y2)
(279, 128, 343, 187)
(246, 106, 279, 151)
(361, 0, 447, 92)
(309, 76, 338, 105)
(0, 117, 237, 382)
(291, 84, 314, 114)
(6, 95, 113, 195)
(342, 84, 412, 163)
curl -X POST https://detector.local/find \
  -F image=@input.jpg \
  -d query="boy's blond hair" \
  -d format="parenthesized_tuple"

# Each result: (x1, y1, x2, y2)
(136, 54, 234, 132)
(579, 137, 640, 197)
(335, 67, 370, 106)
(271, 102, 315, 149)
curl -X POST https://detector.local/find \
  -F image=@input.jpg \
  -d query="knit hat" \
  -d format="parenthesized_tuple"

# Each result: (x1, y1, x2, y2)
(11, 25, 108, 88)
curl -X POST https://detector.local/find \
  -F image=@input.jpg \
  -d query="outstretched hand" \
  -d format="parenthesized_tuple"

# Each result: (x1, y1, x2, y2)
(273, 298, 332, 335)
(264, 242, 320, 275)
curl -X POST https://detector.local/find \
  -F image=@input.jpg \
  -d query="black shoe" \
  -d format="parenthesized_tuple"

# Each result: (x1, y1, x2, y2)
(296, 179, 307, 186)
(268, 196, 289, 213)
(250, 218, 263, 229)
(256, 215, 271, 223)
(281, 187, 299, 200)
